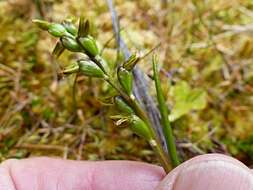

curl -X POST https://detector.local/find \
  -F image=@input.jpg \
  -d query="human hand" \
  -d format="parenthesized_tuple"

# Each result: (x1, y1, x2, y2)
(0, 154, 252, 190)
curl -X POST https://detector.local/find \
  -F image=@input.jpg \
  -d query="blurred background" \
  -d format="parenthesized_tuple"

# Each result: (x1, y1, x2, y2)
(0, 0, 253, 167)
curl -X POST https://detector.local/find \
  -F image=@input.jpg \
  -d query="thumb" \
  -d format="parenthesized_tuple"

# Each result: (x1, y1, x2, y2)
(156, 154, 253, 190)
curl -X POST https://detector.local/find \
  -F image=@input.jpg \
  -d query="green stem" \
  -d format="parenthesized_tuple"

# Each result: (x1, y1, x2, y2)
(104, 77, 171, 173)
(152, 55, 180, 168)
(85, 52, 171, 172)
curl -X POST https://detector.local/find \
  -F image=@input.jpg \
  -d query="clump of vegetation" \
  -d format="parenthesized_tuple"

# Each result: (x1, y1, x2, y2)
(33, 17, 180, 172)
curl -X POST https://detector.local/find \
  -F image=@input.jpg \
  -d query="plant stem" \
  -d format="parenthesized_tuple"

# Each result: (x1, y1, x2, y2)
(104, 77, 171, 173)
(87, 53, 171, 172)
(149, 138, 171, 173)
(128, 97, 171, 172)
(152, 55, 180, 168)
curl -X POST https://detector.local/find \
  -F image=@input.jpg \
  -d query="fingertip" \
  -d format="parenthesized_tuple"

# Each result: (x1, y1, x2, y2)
(157, 154, 253, 190)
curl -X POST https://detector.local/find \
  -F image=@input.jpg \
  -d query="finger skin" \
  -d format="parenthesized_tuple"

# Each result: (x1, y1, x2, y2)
(0, 157, 164, 190)
(157, 154, 253, 190)
(1, 154, 253, 190)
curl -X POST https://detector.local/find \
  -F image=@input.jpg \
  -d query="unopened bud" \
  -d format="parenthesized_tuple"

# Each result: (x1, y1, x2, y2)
(33, 20, 70, 38)
(78, 59, 104, 78)
(32, 19, 50, 30)
(48, 23, 68, 37)
(63, 21, 78, 36)
(129, 115, 152, 140)
(117, 67, 133, 95)
(114, 96, 134, 114)
(61, 36, 81, 52)
(95, 55, 110, 75)
(78, 36, 99, 57)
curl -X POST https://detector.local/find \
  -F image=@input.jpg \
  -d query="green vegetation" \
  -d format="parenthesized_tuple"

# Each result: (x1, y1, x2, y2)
(33, 16, 179, 172)
(0, 0, 253, 168)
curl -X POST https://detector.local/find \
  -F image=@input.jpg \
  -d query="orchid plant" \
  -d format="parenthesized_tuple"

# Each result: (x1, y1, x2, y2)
(33, 17, 180, 173)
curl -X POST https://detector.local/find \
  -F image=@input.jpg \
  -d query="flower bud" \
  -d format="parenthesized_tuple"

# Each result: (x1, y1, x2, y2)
(33, 20, 70, 38)
(129, 115, 152, 140)
(117, 67, 133, 95)
(78, 36, 99, 57)
(123, 53, 140, 71)
(95, 55, 110, 75)
(62, 62, 79, 74)
(114, 96, 134, 114)
(48, 23, 68, 37)
(61, 36, 81, 52)
(63, 21, 78, 36)
(78, 59, 104, 78)
(33, 19, 51, 30)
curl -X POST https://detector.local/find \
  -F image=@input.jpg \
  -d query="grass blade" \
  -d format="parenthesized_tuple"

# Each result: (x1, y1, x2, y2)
(152, 55, 180, 168)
